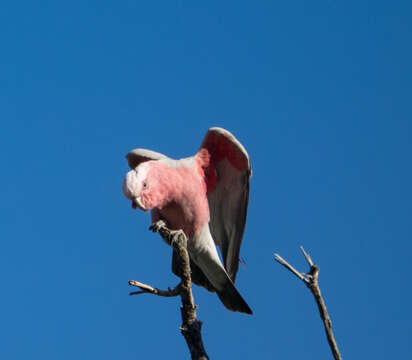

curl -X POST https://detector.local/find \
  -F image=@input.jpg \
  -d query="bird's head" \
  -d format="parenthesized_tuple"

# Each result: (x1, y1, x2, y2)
(123, 160, 175, 211)
(122, 162, 151, 211)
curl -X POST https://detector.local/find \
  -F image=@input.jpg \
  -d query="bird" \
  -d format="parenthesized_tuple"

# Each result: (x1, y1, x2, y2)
(122, 127, 252, 314)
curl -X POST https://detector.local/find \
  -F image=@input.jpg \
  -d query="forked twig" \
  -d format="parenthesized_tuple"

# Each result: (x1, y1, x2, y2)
(129, 221, 209, 360)
(274, 246, 342, 360)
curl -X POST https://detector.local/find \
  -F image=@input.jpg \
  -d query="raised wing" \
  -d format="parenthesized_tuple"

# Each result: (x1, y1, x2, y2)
(200, 127, 251, 282)
(126, 148, 168, 169)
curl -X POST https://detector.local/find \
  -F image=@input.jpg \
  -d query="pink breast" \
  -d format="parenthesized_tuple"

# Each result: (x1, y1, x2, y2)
(151, 161, 210, 236)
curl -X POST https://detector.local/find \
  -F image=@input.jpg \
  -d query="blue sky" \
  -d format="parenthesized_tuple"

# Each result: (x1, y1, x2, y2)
(1, 1, 411, 359)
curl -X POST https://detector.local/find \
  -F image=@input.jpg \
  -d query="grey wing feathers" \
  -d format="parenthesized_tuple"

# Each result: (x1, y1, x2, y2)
(201, 127, 251, 283)
(126, 148, 168, 169)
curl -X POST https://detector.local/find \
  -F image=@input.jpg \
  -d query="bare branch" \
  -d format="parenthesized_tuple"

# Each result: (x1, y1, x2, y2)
(274, 253, 309, 284)
(274, 247, 342, 360)
(129, 221, 209, 360)
(128, 280, 181, 297)
(300, 246, 314, 267)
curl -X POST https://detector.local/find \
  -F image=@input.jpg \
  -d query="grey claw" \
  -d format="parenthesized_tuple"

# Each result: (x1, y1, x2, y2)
(149, 220, 166, 233)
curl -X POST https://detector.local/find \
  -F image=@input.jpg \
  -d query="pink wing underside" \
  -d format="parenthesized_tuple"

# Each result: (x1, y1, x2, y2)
(200, 127, 251, 282)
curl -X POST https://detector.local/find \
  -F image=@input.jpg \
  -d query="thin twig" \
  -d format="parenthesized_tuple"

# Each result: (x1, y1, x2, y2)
(274, 247, 342, 360)
(274, 254, 308, 283)
(129, 221, 209, 360)
(300, 246, 314, 267)
(128, 280, 181, 297)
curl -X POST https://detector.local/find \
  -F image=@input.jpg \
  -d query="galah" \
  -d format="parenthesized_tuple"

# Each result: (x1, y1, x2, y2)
(122, 127, 252, 314)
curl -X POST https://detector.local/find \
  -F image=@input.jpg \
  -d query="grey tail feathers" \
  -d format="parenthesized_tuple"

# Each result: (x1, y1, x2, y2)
(216, 278, 253, 315)
(172, 249, 252, 314)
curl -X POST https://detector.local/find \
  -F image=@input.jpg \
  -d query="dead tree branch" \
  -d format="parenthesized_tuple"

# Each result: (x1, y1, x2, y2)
(129, 220, 209, 360)
(128, 280, 181, 297)
(274, 246, 342, 360)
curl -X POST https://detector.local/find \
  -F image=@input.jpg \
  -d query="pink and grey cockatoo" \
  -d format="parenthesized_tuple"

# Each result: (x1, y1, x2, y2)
(122, 127, 252, 314)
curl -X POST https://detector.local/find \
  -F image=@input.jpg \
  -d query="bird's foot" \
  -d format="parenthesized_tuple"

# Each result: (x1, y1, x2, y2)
(169, 229, 186, 248)
(149, 220, 166, 233)
(149, 220, 185, 247)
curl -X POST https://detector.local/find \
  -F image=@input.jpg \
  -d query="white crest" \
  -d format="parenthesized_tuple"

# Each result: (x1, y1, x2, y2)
(122, 163, 150, 199)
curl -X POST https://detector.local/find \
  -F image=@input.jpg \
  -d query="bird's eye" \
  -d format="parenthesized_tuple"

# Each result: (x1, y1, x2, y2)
(143, 181, 147, 188)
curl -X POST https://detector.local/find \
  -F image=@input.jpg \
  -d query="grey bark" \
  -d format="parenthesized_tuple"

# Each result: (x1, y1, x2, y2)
(274, 246, 342, 360)
(129, 221, 209, 360)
